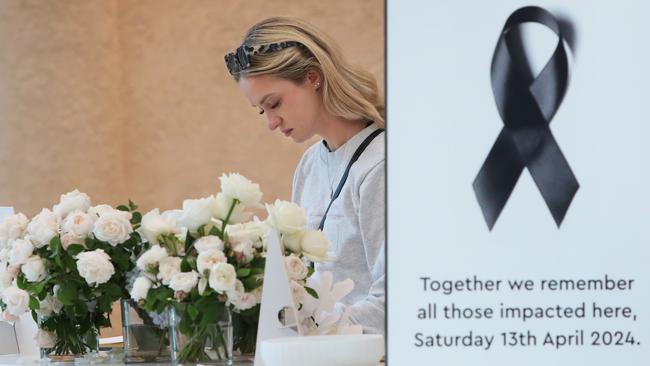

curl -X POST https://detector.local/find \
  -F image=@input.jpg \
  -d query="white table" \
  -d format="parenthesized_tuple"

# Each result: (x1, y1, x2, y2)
(0, 355, 255, 365)
(0, 356, 386, 365)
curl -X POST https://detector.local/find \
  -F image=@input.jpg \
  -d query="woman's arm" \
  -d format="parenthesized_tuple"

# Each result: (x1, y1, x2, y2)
(348, 161, 386, 335)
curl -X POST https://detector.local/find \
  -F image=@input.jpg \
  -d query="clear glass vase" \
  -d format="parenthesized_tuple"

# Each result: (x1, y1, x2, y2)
(232, 307, 260, 362)
(121, 299, 171, 363)
(39, 324, 99, 363)
(168, 304, 233, 365)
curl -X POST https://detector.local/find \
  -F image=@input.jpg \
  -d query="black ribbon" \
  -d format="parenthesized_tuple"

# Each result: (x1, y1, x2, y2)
(473, 6, 579, 230)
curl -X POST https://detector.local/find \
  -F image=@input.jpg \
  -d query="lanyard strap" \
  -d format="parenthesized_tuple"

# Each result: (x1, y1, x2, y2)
(318, 128, 384, 231)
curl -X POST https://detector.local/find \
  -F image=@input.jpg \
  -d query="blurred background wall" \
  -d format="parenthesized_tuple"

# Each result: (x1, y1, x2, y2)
(0, 0, 384, 216)
(0, 0, 383, 336)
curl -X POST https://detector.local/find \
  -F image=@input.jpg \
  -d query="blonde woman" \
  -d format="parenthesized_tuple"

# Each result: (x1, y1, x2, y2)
(226, 17, 385, 335)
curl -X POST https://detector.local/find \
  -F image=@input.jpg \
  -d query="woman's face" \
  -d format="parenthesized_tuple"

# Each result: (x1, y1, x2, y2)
(238, 74, 323, 143)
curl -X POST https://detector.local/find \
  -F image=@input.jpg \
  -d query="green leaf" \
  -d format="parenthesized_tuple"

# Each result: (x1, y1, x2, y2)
(188, 304, 199, 320)
(16, 273, 27, 290)
(304, 286, 319, 299)
(209, 225, 221, 237)
(237, 268, 251, 278)
(62, 255, 77, 272)
(27, 280, 47, 297)
(130, 211, 142, 225)
(57, 283, 79, 305)
(65, 244, 85, 256)
(116, 205, 130, 212)
(250, 268, 265, 275)
(98, 295, 113, 313)
(29, 296, 40, 311)
(181, 256, 196, 272)
(307, 266, 315, 277)
(85, 237, 97, 250)
(49, 236, 62, 256)
(243, 276, 262, 291)
(104, 283, 123, 299)
(128, 200, 138, 211)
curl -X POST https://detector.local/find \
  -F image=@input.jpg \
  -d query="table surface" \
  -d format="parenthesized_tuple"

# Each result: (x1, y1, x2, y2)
(0, 355, 384, 365)
(0, 355, 255, 365)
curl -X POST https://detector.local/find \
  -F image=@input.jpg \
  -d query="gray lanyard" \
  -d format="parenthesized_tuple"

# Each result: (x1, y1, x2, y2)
(318, 129, 384, 231)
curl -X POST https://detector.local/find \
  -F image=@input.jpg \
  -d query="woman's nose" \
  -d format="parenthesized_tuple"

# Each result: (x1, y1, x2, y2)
(266, 114, 281, 131)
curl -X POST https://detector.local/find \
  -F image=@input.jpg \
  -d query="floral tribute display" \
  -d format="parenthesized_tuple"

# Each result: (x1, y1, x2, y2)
(0, 190, 143, 361)
(0, 173, 362, 364)
(127, 173, 337, 363)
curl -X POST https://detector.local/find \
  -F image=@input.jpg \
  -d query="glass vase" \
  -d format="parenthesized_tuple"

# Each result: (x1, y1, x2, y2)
(121, 299, 171, 363)
(39, 323, 99, 363)
(232, 306, 260, 362)
(168, 304, 233, 365)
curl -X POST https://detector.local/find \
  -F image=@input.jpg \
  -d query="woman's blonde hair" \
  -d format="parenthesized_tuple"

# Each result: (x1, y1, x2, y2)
(231, 17, 385, 128)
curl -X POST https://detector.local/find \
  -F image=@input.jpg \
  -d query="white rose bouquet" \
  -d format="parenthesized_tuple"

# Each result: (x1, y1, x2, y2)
(0, 192, 144, 359)
(130, 173, 267, 363)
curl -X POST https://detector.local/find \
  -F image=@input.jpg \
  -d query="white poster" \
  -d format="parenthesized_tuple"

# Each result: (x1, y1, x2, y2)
(388, 1, 650, 365)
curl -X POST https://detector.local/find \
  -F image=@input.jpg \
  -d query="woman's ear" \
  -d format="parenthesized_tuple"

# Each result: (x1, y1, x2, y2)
(306, 70, 322, 89)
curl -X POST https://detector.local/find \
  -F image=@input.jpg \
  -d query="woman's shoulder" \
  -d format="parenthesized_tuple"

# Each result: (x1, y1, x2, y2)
(353, 131, 385, 178)
(295, 139, 326, 174)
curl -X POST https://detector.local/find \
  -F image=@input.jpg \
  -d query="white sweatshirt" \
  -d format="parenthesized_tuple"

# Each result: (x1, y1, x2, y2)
(292, 123, 385, 335)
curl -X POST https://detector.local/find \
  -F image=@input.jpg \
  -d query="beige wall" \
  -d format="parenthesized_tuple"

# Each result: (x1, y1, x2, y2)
(0, 0, 384, 216)
(0, 0, 383, 337)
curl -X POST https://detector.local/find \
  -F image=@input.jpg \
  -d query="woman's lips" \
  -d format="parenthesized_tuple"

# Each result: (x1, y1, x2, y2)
(283, 128, 293, 137)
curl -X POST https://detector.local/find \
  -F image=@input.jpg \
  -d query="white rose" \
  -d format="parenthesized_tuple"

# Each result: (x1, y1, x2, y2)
(93, 210, 132, 246)
(178, 197, 215, 232)
(284, 254, 308, 281)
(9, 239, 34, 266)
(208, 262, 237, 293)
(266, 200, 307, 235)
(52, 190, 91, 219)
(193, 235, 224, 253)
(6, 264, 20, 278)
(61, 233, 85, 250)
(282, 232, 303, 253)
(38, 294, 63, 317)
(135, 245, 167, 274)
(227, 220, 270, 249)
(232, 241, 255, 264)
(300, 230, 332, 262)
(196, 249, 227, 275)
(130, 276, 153, 301)
(136, 245, 168, 273)
(138, 209, 179, 245)
(233, 292, 257, 311)
(21, 256, 47, 282)
(157, 256, 182, 285)
(0, 248, 9, 262)
(87, 204, 116, 217)
(1, 286, 30, 316)
(225, 279, 245, 304)
(219, 173, 263, 207)
(62, 211, 96, 238)
(169, 271, 198, 294)
(211, 193, 251, 224)
(35, 329, 56, 348)
(290, 280, 307, 305)
(26, 209, 59, 248)
(0, 213, 28, 248)
(76, 249, 115, 286)
(0, 268, 14, 292)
